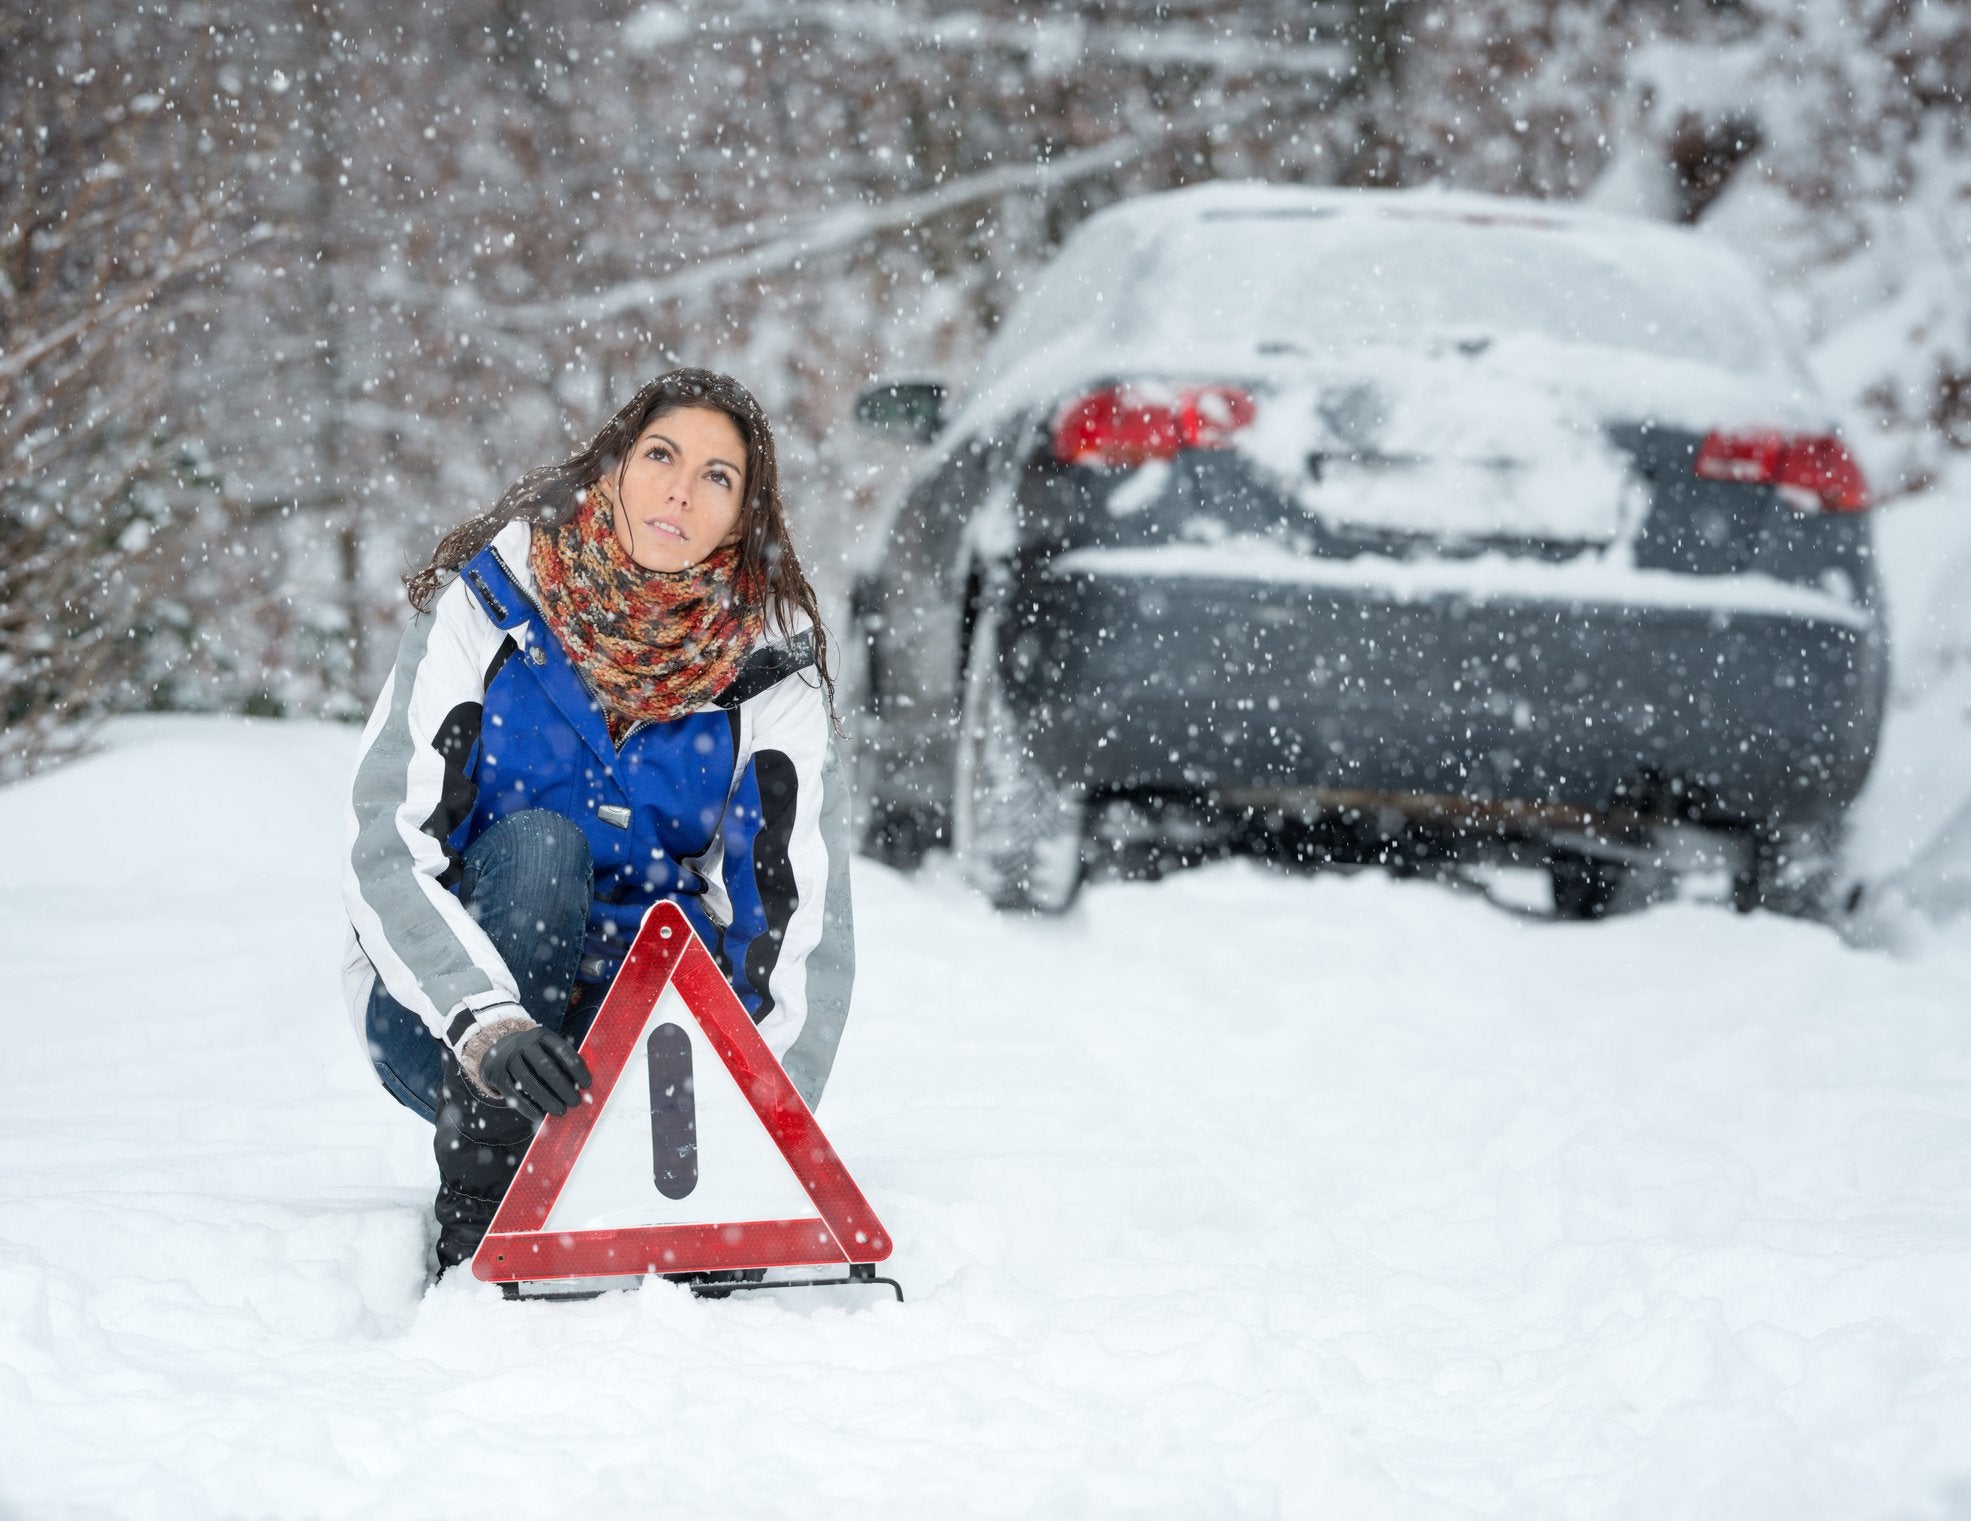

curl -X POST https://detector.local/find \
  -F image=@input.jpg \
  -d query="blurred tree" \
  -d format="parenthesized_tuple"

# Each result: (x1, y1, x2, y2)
(4, 0, 1966, 770)
(0, 8, 269, 777)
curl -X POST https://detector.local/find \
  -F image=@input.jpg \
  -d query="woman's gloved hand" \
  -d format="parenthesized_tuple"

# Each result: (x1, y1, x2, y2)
(480, 1026, 593, 1122)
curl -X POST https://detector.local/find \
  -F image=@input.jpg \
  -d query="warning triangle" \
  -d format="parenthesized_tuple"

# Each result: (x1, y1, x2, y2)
(471, 900, 892, 1285)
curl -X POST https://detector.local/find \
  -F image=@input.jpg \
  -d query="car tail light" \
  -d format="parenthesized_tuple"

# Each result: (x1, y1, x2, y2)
(1694, 429, 1871, 513)
(1052, 384, 1258, 468)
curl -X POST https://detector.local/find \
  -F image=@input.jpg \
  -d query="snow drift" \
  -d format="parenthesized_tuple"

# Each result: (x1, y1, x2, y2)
(1, 713, 1969, 1518)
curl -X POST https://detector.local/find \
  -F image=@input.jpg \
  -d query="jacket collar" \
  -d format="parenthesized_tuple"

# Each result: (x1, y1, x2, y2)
(461, 538, 624, 768)
(460, 521, 818, 753)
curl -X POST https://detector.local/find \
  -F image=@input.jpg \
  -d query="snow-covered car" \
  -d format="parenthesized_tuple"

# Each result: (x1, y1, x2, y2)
(849, 182, 1888, 916)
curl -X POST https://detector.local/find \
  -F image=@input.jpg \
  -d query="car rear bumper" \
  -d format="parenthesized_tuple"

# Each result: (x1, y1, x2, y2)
(1005, 560, 1888, 829)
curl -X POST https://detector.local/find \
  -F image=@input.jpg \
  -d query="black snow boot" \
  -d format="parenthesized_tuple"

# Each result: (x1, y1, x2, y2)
(431, 1051, 537, 1274)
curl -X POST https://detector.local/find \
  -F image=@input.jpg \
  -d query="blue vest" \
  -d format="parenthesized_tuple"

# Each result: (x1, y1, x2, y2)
(447, 544, 810, 1012)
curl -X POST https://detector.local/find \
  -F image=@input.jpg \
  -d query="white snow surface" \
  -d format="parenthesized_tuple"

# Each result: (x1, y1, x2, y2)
(1049, 541, 1872, 629)
(1841, 462, 1971, 924)
(3, 711, 1971, 1517)
(975, 183, 1812, 397)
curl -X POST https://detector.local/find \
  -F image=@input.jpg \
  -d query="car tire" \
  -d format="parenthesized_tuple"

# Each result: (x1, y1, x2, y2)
(860, 798, 933, 871)
(1732, 822, 1839, 919)
(853, 722, 932, 871)
(1549, 851, 1629, 921)
(952, 607, 1084, 913)
(848, 593, 930, 872)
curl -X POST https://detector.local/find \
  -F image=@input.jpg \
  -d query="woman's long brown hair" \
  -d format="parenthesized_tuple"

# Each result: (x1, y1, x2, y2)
(405, 368, 834, 715)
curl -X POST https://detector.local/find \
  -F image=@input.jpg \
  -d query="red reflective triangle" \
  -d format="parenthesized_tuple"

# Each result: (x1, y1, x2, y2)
(471, 900, 892, 1284)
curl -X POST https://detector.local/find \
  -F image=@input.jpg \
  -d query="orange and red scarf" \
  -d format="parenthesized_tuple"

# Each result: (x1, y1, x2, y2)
(528, 481, 763, 742)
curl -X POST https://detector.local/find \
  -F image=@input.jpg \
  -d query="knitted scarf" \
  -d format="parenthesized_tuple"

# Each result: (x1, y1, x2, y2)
(529, 480, 763, 742)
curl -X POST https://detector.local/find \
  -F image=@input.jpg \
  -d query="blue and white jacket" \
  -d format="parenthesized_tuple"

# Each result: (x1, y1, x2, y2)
(340, 521, 855, 1106)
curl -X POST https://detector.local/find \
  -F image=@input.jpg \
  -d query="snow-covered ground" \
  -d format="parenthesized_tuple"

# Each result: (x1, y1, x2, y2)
(1, 688, 1968, 1517)
(3, 445, 1968, 1519)
(1844, 471, 1971, 927)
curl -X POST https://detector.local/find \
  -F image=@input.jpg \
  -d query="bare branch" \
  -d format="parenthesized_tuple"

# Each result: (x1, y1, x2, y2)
(0, 227, 262, 385)
(401, 95, 1277, 332)
(624, 2, 1349, 77)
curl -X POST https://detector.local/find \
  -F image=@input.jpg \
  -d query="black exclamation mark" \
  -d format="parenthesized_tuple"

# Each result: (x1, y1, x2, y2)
(647, 1023, 698, 1199)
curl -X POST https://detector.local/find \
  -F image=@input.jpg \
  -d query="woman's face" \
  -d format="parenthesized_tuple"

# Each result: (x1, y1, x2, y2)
(610, 404, 749, 572)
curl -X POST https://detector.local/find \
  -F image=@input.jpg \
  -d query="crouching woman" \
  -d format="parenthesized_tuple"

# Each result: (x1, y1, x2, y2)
(339, 368, 854, 1273)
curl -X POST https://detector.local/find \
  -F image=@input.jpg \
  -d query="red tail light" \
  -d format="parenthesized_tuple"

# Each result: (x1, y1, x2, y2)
(1694, 429, 1871, 513)
(1052, 384, 1257, 468)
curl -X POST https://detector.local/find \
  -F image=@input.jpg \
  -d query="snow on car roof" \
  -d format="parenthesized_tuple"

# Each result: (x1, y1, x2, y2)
(956, 180, 1824, 441)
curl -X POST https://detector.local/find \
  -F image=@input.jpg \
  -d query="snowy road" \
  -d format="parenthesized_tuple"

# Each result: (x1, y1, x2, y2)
(2, 717, 1970, 1519)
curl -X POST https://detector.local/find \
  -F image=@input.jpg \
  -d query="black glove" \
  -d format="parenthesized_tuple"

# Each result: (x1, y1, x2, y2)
(480, 1026, 593, 1123)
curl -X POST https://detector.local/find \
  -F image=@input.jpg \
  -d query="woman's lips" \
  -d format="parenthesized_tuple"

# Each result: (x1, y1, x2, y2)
(643, 517, 688, 541)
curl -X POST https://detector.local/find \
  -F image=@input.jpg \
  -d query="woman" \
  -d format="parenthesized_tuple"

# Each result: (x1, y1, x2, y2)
(339, 368, 855, 1273)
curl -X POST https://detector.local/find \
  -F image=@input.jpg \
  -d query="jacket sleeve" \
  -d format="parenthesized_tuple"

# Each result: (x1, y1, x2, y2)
(343, 578, 533, 1069)
(714, 666, 856, 1109)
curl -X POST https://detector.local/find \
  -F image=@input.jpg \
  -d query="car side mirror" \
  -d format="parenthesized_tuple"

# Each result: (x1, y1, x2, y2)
(856, 381, 946, 444)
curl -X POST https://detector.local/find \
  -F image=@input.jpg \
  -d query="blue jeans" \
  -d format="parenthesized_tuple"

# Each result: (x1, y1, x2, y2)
(366, 809, 593, 1123)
